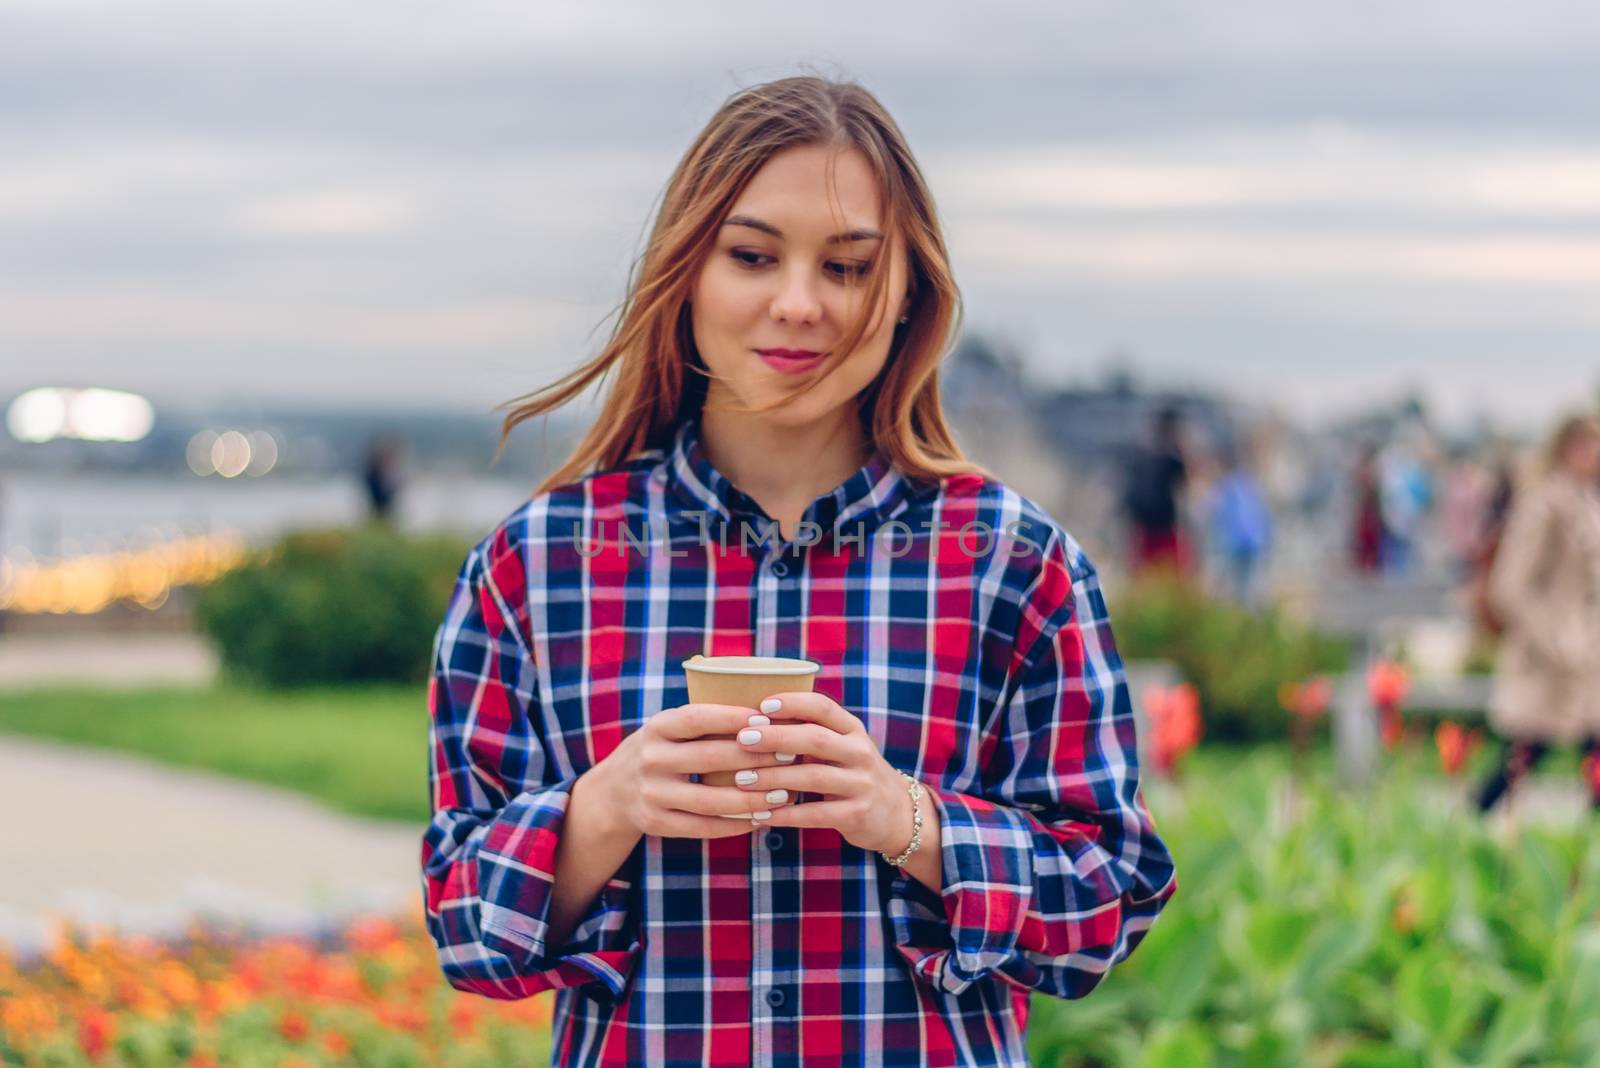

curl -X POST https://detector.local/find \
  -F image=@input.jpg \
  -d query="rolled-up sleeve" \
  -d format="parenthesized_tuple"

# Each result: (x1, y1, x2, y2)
(887, 534, 1178, 999)
(420, 536, 642, 1001)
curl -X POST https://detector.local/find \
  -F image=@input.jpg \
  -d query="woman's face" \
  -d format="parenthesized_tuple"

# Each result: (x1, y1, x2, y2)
(689, 143, 909, 430)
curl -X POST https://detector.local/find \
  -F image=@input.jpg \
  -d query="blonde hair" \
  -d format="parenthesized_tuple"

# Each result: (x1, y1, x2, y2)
(496, 73, 989, 495)
(1544, 412, 1600, 474)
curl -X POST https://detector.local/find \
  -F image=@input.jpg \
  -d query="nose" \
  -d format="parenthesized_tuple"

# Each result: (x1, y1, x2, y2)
(769, 263, 823, 326)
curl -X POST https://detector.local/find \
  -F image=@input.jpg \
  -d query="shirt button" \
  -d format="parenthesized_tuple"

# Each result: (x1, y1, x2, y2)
(764, 831, 784, 850)
(765, 987, 786, 1008)
(771, 559, 789, 577)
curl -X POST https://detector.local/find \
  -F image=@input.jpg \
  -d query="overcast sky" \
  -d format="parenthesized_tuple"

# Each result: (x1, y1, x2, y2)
(4, 0, 1599, 436)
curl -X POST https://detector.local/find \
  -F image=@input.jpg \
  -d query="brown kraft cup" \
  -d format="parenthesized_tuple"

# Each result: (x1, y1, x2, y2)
(681, 654, 821, 818)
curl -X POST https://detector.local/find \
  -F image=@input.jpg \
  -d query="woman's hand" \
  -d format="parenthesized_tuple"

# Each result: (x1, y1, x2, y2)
(593, 703, 798, 839)
(728, 691, 921, 857)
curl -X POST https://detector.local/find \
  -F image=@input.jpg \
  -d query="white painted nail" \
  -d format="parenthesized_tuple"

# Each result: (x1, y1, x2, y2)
(737, 729, 762, 745)
(751, 810, 773, 821)
(760, 697, 782, 714)
(776, 752, 796, 763)
(765, 789, 789, 805)
(735, 770, 759, 786)
(747, 714, 771, 727)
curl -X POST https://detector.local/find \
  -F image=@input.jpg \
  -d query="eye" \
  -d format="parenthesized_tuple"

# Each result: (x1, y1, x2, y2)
(730, 249, 772, 269)
(728, 248, 873, 282)
(825, 260, 873, 281)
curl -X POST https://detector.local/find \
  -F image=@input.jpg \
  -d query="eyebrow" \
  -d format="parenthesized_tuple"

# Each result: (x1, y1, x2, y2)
(722, 214, 883, 245)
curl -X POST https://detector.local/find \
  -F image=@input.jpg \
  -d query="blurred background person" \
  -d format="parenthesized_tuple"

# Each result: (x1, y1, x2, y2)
(1121, 405, 1192, 579)
(1376, 425, 1435, 579)
(1474, 413, 1600, 814)
(1204, 435, 1273, 607)
(1440, 443, 1492, 581)
(1350, 442, 1384, 576)
(362, 434, 405, 524)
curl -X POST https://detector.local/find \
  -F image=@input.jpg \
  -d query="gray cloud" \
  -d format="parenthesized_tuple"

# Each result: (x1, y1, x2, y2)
(3, 0, 1599, 433)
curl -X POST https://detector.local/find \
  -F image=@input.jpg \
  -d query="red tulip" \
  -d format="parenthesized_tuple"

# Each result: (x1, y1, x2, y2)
(1434, 721, 1482, 776)
(1366, 660, 1410, 710)
(1144, 683, 1204, 775)
(1279, 677, 1333, 721)
(1367, 661, 1411, 749)
(1582, 752, 1600, 797)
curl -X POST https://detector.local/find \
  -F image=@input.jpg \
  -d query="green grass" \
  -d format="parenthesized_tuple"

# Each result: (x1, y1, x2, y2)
(0, 682, 1583, 833)
(0, 684, 428, 824)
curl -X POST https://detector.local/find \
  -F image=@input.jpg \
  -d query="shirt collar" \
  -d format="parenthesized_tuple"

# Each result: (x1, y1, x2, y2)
(663, 414, 922, 538)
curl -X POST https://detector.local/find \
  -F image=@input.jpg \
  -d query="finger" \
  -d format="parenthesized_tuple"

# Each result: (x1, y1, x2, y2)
(758, 800, 863, 830)
(753, 692, 864, 736)
(654, 739, 798, 775)
(650, 703, 771, 741)
(736, 721, 861, 764)
(648, 807, 764, 840)
(726, 763, 857, 796)
(654, 779, 791, 817)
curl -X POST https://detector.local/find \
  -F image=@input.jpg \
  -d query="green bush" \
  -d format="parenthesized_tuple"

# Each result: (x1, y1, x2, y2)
(1112, 573, 1351, 743)
(196, 525, 471, 687)
(1029, 746, 1600, 1068)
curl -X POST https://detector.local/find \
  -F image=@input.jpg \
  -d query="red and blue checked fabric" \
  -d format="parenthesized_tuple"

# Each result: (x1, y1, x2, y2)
(421, 415, 1177, 1067)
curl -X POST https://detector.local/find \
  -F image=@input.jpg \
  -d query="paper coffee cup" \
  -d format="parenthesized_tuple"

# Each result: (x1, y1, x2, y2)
(682, 654, 820, 818)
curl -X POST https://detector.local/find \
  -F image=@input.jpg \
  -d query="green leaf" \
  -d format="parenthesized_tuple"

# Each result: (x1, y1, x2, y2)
(1334, 1040, 1423, 1068)
(1477, 987, 1547, 1067)
(1132, 910, 1221, 1020)
(1136, 1021, 1214, 1068)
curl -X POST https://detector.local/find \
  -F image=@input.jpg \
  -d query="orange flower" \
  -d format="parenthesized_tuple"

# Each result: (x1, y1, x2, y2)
(1144, 683, 1204, 775)
(346, 915, 402, 955)
(320, 1029, 353, 1057)
(277, 1008, 311, 1043)
(1, 994, 57, 1045)
(77, 1007, 117, 1060)
(1435, 721, 1482, 776)
(376, 1003, 430, 1033)
(448, 997, 484, 1037)
(1279, 676, 1333, 721)
(1391, 890, 1417, 934)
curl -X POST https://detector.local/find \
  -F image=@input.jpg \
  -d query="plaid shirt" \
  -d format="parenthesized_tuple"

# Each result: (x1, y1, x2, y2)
(422, 415, 1177, 1067)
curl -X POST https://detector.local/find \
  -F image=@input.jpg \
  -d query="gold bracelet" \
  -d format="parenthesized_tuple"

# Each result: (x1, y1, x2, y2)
(879, 771, 923, 868)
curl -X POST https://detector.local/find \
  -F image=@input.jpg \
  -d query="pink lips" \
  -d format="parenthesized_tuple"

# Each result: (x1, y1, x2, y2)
(755, 348, 825, 375)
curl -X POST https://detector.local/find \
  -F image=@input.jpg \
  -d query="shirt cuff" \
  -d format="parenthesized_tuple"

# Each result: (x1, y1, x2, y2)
(884, 783, 1034, 996)
(474, 779, 643, 999)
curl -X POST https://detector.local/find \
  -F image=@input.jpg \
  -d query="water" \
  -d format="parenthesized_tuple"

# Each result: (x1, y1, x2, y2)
(0, 471, 537, 557)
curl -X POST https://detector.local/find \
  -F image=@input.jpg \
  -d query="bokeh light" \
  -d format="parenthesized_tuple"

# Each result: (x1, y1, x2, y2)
(4, 387, 154, 443)
(210, 430, 251, 478)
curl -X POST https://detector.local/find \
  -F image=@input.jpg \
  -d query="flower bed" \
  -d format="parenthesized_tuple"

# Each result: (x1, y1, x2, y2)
(1, 913, 551, 1067)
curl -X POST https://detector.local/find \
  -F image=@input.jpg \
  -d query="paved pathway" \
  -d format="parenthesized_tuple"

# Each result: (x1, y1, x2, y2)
(0, 734, 421, 959)
(0, 633, 216, 690)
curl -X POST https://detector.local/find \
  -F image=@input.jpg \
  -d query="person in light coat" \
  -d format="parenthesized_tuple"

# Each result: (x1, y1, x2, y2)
(1474, 413, 1600, 813)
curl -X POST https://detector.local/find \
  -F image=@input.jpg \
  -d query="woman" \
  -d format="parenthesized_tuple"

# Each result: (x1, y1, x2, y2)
(421, 75, 1177, 1067)
(1474, 413, 1600, 814)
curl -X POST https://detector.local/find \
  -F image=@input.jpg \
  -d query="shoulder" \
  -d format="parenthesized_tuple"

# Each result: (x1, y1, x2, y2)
(927, 470, 1095, 586)
(459, 449, 671, 586)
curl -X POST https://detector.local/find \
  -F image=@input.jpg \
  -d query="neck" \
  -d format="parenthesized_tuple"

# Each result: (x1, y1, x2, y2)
(697, 403, 872, 533)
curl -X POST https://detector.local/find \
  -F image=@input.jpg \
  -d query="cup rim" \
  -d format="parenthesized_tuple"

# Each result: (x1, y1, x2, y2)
(681, 654, 821, 676)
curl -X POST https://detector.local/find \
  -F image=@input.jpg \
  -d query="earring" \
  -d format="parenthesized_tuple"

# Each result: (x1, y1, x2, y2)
(897, 313, 909, 324)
